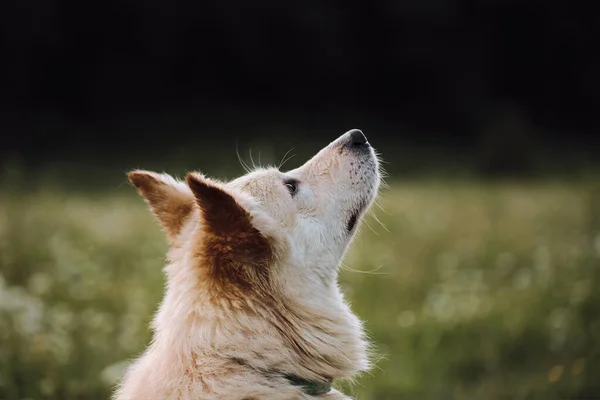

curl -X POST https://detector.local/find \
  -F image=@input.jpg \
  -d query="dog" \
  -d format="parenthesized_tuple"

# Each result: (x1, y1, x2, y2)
(114, 129, 381, 399)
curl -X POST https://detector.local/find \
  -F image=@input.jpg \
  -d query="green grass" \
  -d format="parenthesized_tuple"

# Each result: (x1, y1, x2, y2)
(1, 181, 599, 399)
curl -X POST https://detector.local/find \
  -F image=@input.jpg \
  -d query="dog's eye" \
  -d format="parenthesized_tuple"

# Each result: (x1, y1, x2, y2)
(284, 179, 298, 197)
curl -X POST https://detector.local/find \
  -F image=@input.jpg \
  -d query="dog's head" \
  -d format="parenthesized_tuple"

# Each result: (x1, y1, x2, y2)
(129, 129, 380, 290)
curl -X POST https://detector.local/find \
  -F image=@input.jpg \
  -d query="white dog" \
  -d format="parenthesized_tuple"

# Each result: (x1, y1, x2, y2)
(114, 129, 381, 399)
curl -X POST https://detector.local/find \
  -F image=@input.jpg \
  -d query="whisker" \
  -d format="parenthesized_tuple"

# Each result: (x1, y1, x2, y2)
(340, 263, 388, 275)
(372, 212, 390, 233)
(374, 200, 391, 216)
(235, 143, 252, 173)
(248, 148, 257, 170)
(279, 147, 294, 168)
(278, 147, 297, 169)
(376, 203, 392, 216)
(280, 153, 296, 169)
(362, 218, 379, 236)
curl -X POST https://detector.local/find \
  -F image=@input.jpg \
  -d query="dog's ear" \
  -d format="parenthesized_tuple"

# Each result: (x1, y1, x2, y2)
(185, 172, 260, 238)
(185, 172, 272, 278)
(128, 170, 194, 242)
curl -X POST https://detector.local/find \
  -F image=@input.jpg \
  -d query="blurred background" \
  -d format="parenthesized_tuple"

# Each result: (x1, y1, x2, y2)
(1, 1, 599, 399)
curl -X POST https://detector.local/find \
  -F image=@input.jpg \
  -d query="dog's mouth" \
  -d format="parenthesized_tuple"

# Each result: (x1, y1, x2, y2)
(346, 200, 368, 232)
(346, 212, 359, 232)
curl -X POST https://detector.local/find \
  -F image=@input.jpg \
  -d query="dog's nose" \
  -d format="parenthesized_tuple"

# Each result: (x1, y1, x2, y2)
(349, 129, 368, 146)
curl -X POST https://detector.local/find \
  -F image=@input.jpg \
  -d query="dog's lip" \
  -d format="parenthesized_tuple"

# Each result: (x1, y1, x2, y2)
(346, 211, 359, 232)
(346, 199, 368, 232)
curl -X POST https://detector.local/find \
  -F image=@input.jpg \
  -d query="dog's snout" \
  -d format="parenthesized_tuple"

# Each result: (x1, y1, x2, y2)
(348, 129, 368, 146)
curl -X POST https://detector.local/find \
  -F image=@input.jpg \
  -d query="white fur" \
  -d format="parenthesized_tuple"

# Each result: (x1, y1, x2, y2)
(114, 130, 381, 399)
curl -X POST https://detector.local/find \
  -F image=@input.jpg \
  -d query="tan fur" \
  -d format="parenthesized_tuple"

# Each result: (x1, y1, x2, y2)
(114, 131, 381, 399)
(128, 170, 194, 243)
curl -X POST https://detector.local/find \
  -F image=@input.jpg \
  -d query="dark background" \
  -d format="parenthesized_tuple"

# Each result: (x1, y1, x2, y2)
(2, 3, 600, 399)
(1, 0, 599, 180)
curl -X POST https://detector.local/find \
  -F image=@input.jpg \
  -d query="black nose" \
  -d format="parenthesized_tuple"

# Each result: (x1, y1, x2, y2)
(349, 129, 368, 145)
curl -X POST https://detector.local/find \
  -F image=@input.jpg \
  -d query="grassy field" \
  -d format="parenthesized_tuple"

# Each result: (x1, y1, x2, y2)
(1, 180, 599, 399)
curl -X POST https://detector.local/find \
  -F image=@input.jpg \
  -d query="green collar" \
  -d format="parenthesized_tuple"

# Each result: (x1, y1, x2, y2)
(285, 374, 333, 396)
(227, 357, 333, 396)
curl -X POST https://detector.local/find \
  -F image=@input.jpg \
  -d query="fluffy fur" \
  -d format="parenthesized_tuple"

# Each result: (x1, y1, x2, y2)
(114, 130, 381, 399)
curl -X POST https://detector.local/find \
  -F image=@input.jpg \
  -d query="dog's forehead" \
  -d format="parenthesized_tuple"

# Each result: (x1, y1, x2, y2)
(227, 168, 295, 224)
(228, 168, 285, 203)
(228, 168, 281, 191)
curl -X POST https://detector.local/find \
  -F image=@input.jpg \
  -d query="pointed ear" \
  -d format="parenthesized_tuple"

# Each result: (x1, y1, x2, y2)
(127, 170, 194, 242)
(185, 172, 273, 266)
(185, 172, 257, 237)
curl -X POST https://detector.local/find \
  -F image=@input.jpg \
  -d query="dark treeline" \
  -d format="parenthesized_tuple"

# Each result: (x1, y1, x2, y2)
(1, 0, 599, 173)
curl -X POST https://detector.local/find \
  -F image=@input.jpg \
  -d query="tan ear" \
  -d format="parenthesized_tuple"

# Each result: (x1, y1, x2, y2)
(185, 173, 255, 237)
(185, 172, 273, 287)
(128, 170, 194, 242)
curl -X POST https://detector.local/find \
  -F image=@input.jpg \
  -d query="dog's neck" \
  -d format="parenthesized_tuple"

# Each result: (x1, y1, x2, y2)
(150, 253, 370, 384)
